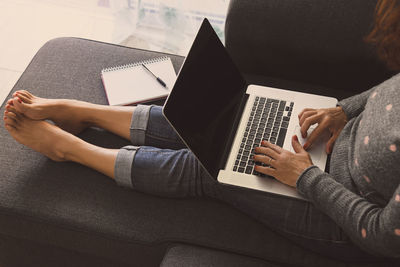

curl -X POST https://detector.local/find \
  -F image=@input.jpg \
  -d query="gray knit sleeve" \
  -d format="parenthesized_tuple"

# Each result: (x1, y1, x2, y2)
(296, 166, 400, 258)
(337, 87, 376, 120)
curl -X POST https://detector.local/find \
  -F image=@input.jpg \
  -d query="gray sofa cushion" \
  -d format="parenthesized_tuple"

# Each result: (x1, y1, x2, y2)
(160, 244, 279, 267)
(225, 0, 394, 94)
(0, 37, 395, 266)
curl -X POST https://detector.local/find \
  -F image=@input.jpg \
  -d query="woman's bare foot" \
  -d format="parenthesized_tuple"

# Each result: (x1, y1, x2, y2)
(3, 110, 81, 162)
(8, 90, 89, 135)
(7, 90, 135, 141)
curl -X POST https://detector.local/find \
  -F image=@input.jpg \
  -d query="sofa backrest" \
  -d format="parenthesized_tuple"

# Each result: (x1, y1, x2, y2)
(225, 0, 396, 94)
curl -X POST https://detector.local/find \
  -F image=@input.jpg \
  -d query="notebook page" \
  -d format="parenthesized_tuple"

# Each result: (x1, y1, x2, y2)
(102, 57, 176, 105)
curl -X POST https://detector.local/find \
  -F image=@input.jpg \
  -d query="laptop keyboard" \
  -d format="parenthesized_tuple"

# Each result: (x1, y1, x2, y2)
(233, 97, 294, 176)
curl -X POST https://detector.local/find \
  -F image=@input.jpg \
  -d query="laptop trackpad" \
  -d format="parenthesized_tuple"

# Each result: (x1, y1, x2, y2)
(290, 126, 328, 165)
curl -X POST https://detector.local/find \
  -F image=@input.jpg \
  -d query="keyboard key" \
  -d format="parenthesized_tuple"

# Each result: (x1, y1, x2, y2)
(271, 132, 278, 137)
(283, 116, 290, 121)
(233, 166, 237, 171)
(238, 167, 245, 173)
(277, 128, 287, 147)
(239, 148, 243, 154)
(278, 101, 286, 111)
(288, 112, 292, 117)
(285, 106, 290, 111)
(235, 160, 239, 165)
(247, 160, 254, 166)
(245, 166, 253, 174)
(270, 137, 277, 143)
(281, 121, 289, 128)
(240, 161, 246, 167)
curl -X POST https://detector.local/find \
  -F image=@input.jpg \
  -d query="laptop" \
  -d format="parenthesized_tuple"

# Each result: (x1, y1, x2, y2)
(163, 19, 337, 200)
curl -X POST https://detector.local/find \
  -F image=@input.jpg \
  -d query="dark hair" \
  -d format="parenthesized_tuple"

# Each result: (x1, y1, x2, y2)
(366, 0, 400, 71)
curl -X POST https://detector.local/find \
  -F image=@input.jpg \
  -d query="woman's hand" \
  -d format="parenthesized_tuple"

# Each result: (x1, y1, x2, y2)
(298, 106, 348, 154)
(253, 136, 313, 187)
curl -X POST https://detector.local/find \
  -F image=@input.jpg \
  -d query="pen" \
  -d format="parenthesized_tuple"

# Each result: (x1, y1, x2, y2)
(142, 64, 167, 89)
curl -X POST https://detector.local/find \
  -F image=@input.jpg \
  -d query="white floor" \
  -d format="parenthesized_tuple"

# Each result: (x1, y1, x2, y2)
(0, 0, 119, 106)
(0, 0, 229, 106)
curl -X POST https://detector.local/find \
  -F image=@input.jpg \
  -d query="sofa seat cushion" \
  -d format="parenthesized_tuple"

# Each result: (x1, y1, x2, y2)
(160, 244, 279, 267)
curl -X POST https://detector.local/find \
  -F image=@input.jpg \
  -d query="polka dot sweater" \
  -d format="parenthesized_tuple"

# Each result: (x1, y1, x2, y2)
(296, 74, 400, 257)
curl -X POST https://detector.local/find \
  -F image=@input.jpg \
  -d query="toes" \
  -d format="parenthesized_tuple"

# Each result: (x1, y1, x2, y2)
(4, 112, 19, 128)
(5, 104, 18, 114)
(13, 97, 28, 113)
(23, 90, 34, 98)
(13, 90, 33, 103)
(4, 123, 16, 133)
(17, 93, 31, 104)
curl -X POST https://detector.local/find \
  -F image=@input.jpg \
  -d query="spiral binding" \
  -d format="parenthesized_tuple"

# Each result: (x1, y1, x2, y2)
(101, 56, 170, 73)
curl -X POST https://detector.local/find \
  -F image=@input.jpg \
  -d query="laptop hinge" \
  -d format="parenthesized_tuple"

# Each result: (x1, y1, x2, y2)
(217, 91, 249, 172)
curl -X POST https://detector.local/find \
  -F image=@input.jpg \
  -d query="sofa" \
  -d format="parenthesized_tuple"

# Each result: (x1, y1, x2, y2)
(0, 0, 398, 266)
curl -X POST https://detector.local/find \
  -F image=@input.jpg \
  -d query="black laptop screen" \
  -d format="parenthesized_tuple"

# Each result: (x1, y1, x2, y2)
(163, 19, 247, 178)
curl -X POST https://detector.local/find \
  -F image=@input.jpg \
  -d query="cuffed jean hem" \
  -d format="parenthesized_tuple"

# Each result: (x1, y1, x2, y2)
(114, 146, 139, 188)
(130, 104, 153, 145)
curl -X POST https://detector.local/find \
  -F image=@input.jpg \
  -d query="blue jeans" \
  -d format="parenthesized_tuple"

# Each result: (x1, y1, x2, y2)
(114, 105, 376, 262)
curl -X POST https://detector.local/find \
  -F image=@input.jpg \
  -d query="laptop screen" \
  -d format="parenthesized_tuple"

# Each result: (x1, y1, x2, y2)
(163, 19, 247, 178)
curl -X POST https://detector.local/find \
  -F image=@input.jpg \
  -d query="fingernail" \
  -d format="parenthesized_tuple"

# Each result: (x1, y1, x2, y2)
(303, 142, 309, 149)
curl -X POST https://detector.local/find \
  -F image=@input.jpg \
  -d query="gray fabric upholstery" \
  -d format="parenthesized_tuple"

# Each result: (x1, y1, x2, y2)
(0, 37, 366, 267)
(160, 244, 279, 267)
(225, 0, 394, 94)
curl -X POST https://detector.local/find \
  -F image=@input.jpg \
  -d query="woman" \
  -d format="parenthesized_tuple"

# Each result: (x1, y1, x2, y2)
(3, 0, 400, 261)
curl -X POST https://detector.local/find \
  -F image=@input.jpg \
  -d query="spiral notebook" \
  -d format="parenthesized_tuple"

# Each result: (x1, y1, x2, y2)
(101, 56, 176, 105)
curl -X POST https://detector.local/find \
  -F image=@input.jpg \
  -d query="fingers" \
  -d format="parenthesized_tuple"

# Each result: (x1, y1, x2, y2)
(298, 108, 315, 120)
(253, 154, 276, 167)
(299, 110, 317, 126)
(300, 114, 321, 138)
(260, 140, 282, 153)
(254, 165, 276, 176)
(254, 146, 279, 159)
(325, 132, 339, 154)
(291, 135, 305, 153)
(303, 123, 326, 150)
